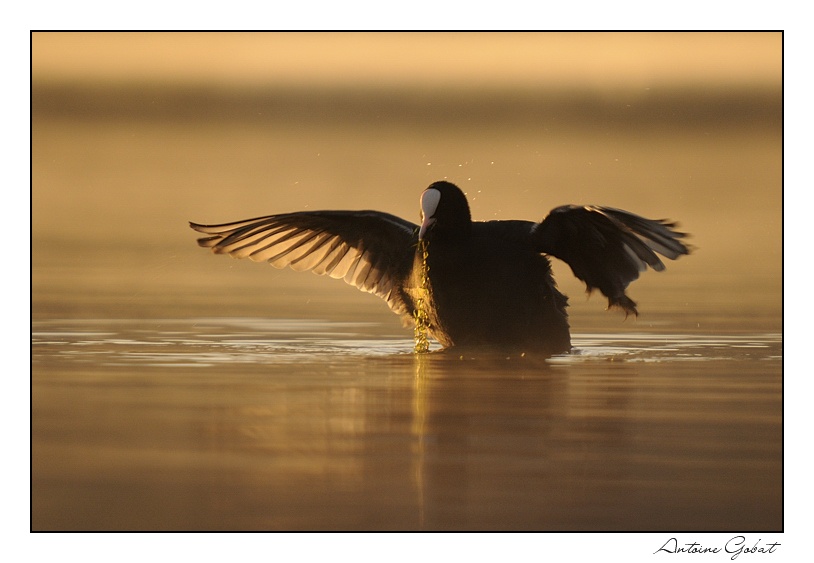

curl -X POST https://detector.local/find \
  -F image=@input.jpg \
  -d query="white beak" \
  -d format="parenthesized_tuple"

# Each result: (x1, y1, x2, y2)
(418, 188, 441, 240)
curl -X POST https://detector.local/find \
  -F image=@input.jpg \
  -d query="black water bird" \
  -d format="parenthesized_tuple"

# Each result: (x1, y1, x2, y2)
(190, 181, 689, 355)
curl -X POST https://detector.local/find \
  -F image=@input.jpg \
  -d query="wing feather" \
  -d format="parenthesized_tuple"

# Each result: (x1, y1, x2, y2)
(531, 205, 690, 315)
(190, 210, 418, 316)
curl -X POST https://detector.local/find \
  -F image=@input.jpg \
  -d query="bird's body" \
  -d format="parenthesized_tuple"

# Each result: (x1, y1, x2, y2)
(415, 220, 570, 354)
(191, 181, 689, 356)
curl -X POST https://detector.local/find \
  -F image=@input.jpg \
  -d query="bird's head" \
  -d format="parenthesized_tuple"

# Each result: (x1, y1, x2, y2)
(418, 181, 472, 241)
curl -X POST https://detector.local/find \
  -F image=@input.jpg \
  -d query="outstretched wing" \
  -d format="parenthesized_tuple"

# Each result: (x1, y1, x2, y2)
(190, 210, 419, 316)
(531, 205, 690, 315)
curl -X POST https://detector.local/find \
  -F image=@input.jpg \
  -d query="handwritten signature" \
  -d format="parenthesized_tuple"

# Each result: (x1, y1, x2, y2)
(655, 536, 780, 560)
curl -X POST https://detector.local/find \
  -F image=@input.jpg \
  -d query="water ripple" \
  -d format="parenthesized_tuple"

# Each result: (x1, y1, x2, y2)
(32, 319, 781, 368)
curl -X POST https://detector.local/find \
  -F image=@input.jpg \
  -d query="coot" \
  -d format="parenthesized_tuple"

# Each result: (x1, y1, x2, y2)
(190, 181, 689, 355)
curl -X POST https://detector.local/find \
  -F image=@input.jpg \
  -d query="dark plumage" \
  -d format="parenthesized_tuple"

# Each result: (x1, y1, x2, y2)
(190, 181, 689, 355)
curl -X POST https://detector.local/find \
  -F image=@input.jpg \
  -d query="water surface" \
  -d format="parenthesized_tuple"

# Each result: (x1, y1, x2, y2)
(32, 312, 781, 531)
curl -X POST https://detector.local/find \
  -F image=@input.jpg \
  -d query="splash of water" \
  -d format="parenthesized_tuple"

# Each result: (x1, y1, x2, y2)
(413, 239, 431, 354)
